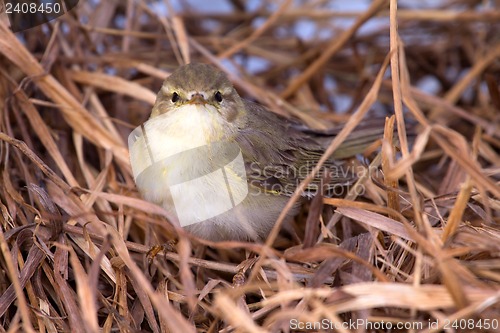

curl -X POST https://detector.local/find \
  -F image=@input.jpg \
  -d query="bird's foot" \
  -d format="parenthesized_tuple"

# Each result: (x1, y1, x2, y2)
(147, 240, 177, 265)
(232, 256, 259, 287)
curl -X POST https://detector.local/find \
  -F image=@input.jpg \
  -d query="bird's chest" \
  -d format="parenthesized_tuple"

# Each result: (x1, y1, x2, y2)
(129, 105, 248, 226)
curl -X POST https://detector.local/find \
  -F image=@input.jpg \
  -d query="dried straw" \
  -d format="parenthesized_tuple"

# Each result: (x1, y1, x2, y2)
(0, 0, 499, 331)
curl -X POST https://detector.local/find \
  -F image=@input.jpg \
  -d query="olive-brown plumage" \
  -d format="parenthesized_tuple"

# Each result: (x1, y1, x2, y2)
(130, 63, 381, 241)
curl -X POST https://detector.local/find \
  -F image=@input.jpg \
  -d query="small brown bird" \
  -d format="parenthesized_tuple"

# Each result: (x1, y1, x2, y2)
(129, 63, 381, 241)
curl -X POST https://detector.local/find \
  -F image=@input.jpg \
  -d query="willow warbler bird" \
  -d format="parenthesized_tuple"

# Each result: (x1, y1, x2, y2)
(129, 63, 381, 241)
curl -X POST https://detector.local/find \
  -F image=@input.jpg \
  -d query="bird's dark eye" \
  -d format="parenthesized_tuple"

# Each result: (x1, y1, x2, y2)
(171, 92, 179, 103)
(214, 91, 223, 103)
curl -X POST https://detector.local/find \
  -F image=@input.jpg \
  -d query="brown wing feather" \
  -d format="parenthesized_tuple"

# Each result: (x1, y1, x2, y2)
(236, 101, 374, 197)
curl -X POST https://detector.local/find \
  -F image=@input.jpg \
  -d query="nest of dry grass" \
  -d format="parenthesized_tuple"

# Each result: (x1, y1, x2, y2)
(1, 0, 500, 332)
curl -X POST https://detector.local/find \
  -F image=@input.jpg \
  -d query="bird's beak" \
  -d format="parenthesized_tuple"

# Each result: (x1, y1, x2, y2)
(188, 93, 207, 105)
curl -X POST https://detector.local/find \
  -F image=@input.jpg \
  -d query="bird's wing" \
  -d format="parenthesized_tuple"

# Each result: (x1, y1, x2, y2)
(235, 101, 373, 197)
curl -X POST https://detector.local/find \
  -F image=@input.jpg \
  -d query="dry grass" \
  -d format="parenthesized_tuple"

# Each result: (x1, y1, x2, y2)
(1, 0, 500, 332)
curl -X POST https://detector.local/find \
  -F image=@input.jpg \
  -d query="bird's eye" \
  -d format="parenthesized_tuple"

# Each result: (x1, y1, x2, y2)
(171, 92, 179, 103)
(214, 91, 223, 103)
